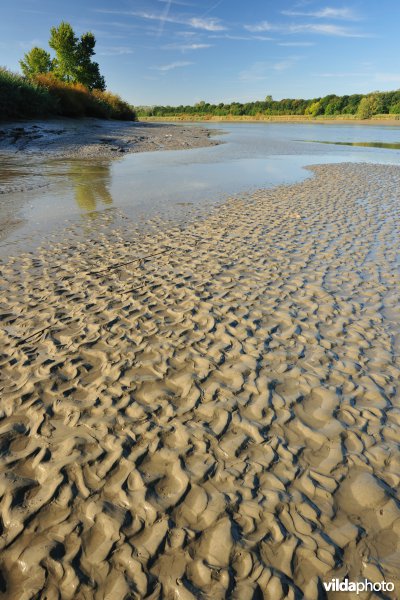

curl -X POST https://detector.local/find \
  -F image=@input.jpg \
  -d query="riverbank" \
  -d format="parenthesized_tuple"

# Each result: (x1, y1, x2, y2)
(0, 118, 220, 160)
(0, 162, 399, 599)
(141, 114, 400, 125)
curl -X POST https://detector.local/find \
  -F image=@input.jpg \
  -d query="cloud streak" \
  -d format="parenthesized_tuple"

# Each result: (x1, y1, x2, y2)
(96, 9, 226, 32)
(98, 46, 134, 56)
(164, 42, 212, 51)
(245, 21, 369, 37)
(282, 7, 359, 20)
(152, 61, 194, 71)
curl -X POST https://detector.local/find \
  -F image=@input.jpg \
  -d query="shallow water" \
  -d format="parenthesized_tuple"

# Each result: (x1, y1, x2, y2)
(1, 121, 400, 255)
(306, 139, 400, 149)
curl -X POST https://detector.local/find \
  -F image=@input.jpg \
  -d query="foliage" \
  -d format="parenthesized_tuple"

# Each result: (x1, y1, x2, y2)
(357, 94, 384, 119)
(19, 47, 53, 78)
(33, 73, 136, 119)
(92, 90, 137, 120)
(305, 101, 322, 117)
(137, 89, 400, 119)
(20, 21, 105, 91)
(0, 68, 136, 121)
(0, 67, 56, 119)
(49, 22, 105, 90)
(2, 20, 134, 121)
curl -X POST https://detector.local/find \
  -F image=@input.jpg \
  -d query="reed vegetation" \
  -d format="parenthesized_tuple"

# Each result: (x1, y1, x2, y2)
(0, 68, 136, 121)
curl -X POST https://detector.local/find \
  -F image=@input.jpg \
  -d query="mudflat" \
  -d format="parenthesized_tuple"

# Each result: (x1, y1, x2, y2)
(0, 163, 399, 598)
(0, 118, 220, 159)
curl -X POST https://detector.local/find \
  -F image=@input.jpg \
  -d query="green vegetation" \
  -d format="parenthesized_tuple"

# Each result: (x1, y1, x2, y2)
(0, 21, 136, 121)
(0, 68, 55, 119)
(20, 22, 105, 91)
(138, 90, 400, 120)
(20, 47, 53, 78)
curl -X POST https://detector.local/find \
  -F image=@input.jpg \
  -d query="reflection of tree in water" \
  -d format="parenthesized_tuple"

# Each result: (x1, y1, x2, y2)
(69, 161, 113, 213)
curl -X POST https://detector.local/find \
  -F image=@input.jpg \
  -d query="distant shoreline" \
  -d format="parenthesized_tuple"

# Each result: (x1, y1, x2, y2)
(140, 115, 400, 126)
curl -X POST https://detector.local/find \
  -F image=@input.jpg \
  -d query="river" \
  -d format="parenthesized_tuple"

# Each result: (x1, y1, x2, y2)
(1, 121, 400, 255)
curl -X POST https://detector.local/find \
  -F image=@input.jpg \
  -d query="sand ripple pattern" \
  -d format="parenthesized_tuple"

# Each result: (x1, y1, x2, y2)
(0, 163, 399, 599)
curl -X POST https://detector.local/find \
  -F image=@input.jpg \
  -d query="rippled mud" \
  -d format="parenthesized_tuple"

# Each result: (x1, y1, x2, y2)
(0, 163, 399, 599)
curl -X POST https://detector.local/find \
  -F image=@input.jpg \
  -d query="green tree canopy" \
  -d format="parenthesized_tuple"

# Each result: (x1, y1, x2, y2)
(19, 47, 53, 78)
(49, 21, 78, 83)
(20, 22, 105, 91)
(49, 22, 105, 90)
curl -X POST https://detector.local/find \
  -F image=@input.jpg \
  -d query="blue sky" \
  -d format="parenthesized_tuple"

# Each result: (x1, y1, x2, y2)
(1, 1, 400, 105)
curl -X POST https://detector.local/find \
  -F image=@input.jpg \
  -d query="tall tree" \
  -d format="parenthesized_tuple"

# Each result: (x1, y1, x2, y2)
(49, 21, 78, 83)
(19, 47, 53, 78)
(75, 32, 105, 91)
(49, 22, 105, 90)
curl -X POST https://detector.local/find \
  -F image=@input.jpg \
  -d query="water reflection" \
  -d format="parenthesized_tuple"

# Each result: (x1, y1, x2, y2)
(67, 161, 113, 213)
(3, 121, 400, 255)
(306, 140, 400, 150)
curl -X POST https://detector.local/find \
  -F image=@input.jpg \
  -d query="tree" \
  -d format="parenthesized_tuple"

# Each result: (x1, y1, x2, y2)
(75, 32, 105, 90)
(48, 21, 105, 90)
(357, 94, 382, 119)
(305, 100, 322, 117)
(49, 22, 78, 83)
(20, 47, 53, 77)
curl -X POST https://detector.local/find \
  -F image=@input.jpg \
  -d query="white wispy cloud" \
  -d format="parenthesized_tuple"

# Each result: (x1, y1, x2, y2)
(278, 41, 315, 46)
(209, 33, 273, 41)
(176, 31, 197, 37)
(95, 9, 226, 32)
(157, 0, 173, 36)
(245, 21, 369, 37)
(244, 21, 273, 33)
(152, 61, 194, 71)
(290, 23, 368, 36)
(189, 17, 226, 31)
(98, 46, 134, 56)
(158, 0, 194, 5)
(282, 7, 359, 20)
(164, 42, 212, 50)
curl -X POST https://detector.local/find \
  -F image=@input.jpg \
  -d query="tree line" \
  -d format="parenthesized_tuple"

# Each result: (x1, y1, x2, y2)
(138, 91, 400, 120)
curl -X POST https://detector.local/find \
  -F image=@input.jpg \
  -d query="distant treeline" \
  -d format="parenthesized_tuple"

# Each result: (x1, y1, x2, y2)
(138, 91, 400, 120)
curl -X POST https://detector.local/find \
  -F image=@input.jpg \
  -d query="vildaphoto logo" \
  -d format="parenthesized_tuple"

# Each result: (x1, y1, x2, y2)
(323, 579, 395, 594)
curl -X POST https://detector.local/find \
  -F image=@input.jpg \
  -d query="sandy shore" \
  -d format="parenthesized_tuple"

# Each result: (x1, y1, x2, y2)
(0, 163, 399, 598)
(0, 118, 220, 159)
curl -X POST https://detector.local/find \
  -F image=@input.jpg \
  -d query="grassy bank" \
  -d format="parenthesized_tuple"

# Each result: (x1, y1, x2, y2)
(0, 68, 136, 121)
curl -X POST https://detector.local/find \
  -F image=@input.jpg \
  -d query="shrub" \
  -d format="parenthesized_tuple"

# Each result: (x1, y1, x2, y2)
(0, 67, 56, 119)
(92, 90, 136, 120)
(33, 73, 106, 117)
(0, 67, 136, 122)
(32, 73, 136, 120)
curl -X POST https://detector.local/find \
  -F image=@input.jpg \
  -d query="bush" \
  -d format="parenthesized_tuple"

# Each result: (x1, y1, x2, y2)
(0, 68, 136, 121)
(33, 73, 108, 117)
(0, 67, 56, 119)
(33, 74, 137, 120)
(92, 90, 136, 120)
